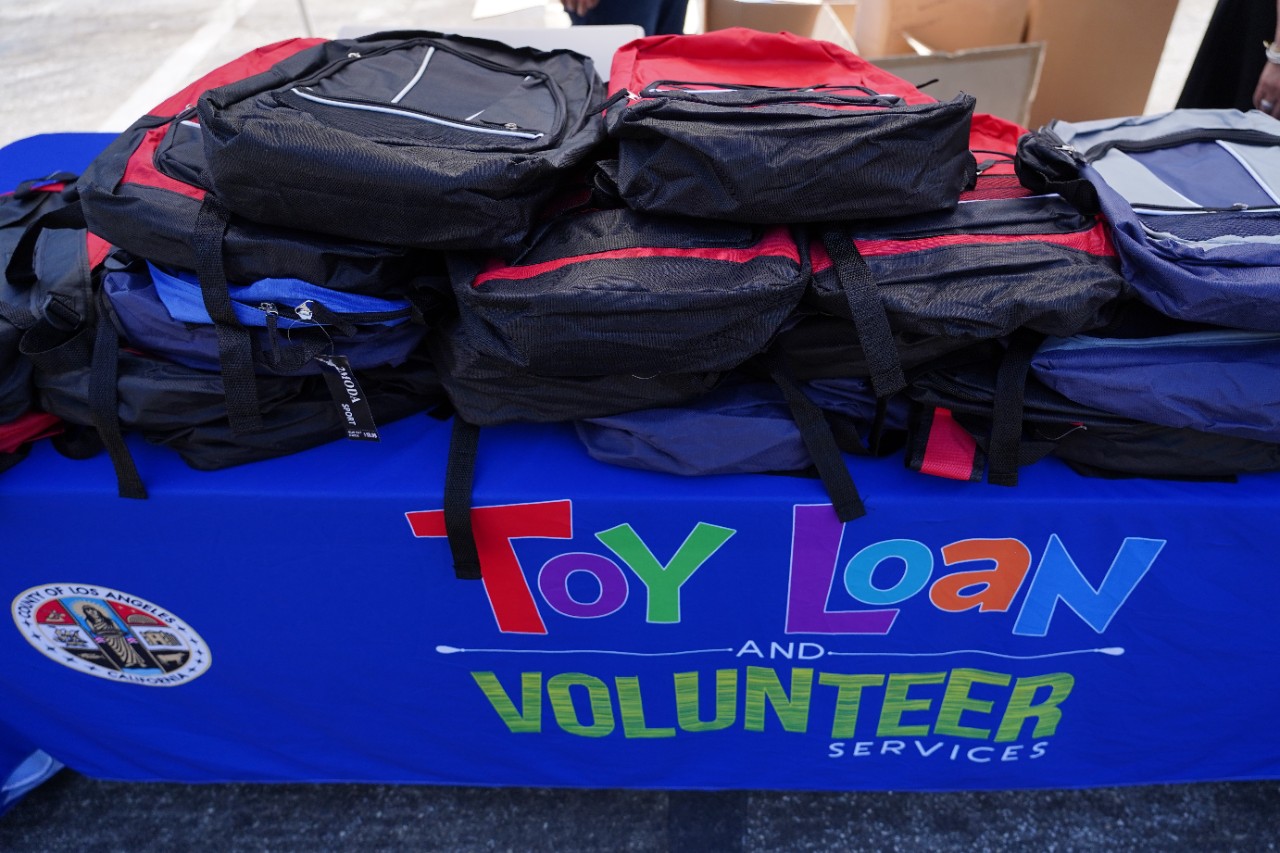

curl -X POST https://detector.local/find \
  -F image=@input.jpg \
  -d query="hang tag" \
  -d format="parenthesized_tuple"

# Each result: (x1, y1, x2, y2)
(314, 354, 380, 441)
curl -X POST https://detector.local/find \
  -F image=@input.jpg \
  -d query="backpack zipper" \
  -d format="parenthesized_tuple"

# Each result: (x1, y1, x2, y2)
(255, 299, 412, 327)
(1048, 126, 1280, 212)
(1058, 126, 1280, 164)
(1039, 329, 1280, 354)
(638, 80, 905, 109)
(289, 38, 564, 142)
(290, 88, 544, 139)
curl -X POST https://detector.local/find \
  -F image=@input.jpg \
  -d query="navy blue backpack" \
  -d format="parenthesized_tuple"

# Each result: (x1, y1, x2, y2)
(1030, 305, 1280, 444)
(1017, 109, 1280, 331)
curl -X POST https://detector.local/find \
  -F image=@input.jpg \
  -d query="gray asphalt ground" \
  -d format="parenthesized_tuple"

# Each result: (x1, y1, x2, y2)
(4, 778, 1280, 851)
(7, 0, 1280, 850)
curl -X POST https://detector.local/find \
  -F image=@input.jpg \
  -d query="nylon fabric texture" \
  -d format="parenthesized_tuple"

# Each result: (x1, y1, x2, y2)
(604, 29, 976, 223)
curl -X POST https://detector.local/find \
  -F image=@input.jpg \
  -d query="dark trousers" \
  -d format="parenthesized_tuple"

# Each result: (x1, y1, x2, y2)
(1177, 0, 1278, 111)
(568, 0, 690, 36)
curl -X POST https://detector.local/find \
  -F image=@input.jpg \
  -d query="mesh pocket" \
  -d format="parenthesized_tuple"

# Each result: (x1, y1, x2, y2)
(1139, 211, 1280, 240)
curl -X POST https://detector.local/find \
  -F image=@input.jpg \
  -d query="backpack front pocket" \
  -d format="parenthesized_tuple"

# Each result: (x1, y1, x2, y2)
(455, 210, 807, 377)
(278, 41, 563, 149)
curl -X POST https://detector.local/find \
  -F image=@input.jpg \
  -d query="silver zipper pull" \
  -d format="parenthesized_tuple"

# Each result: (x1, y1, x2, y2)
(1053, 143, 1085, 163)
(295, 300, 315, 322)
(260, 302, 283, 364)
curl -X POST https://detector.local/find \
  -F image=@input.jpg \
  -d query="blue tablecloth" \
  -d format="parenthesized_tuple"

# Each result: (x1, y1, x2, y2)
(2, 133, 1279, 803)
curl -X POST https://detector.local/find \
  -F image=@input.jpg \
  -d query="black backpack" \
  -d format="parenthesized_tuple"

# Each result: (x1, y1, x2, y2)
(776, 114, 1130, 403)
(602, 29, 976, 223)
(199, 30, 609, 254)
(62, 37, 447, 436)
(74, 37, 428, 295)
(445, 206, 809, 392)
(1, 175, 88, 422)
(0, 173, 102, 471)
(14, 243, 448, 497)
(431, 203, 874, 579)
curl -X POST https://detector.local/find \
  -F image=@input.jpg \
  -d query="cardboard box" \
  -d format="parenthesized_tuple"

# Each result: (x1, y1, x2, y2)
(875, 42, 1043, 127)
(707, 0, 820, 34)
(854, 0, 1028, 58)
(1026, 0, 1177, 127)
(703, 0, 859, 50)
(854, 0, 1176, 127)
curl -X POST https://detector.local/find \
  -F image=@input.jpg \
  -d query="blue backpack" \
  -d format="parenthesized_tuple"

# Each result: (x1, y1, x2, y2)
(1017, 109, 1280, 331)
(103, 259, 426, 376)
(1030, 306, 1280, 444)
(575, 374, 909, 477)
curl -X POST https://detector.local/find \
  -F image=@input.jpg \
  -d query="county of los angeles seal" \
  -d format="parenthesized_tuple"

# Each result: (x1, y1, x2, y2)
(11, 584, 210, 686)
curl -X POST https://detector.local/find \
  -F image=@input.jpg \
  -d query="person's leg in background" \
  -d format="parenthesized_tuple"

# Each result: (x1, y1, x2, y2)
(563, 0, 690, 36)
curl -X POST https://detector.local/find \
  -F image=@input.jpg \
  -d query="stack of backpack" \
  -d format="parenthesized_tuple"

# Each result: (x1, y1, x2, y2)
(0, 173, 99, 473)
(571, 31, 1132, 498)
(4, 27, 1280, 574)
(4, 30, 610, 497)
(904, 108, 1280, 485)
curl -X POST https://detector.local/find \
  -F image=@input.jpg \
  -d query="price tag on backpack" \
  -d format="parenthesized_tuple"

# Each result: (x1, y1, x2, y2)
(314, 354, 380, 441)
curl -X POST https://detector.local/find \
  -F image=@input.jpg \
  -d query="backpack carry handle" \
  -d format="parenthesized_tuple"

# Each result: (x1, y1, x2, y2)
(1013, 131, 1101, 215)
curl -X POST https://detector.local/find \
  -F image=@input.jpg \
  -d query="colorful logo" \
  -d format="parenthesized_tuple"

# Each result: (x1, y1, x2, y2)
(11, 584, 210, 686)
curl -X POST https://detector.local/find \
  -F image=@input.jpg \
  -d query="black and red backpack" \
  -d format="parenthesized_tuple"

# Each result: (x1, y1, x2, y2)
(62, 38, 447, 436)
(198, 30, 609, 254)
(776, 113, 1132, 401)
(601, 29, 977, 224)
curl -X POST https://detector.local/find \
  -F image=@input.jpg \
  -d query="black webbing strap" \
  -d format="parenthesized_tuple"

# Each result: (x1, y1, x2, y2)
(87, 316, 147, 499)
(264, 330, 334, 373)
(770, 365, 866, 522)
(193, 195, 263, 434)
(19, 321, 94, 373)
(867, 396, 889, 456)
(987, 330, 1043, 487)
(820, 228, 905, 399)
(5, 200, 87, 287)
(443, 417, 483, 580)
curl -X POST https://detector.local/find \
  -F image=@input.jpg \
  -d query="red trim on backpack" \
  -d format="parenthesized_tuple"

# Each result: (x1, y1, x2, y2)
(810, 225, 1117, 272)
(1, 183, 67, 198)
(0, 412, 62, 454)
(919, 407, 979, 481)
(122, 126, 206, 201)
(608, 29, 939, 105)
(472, 226, 801, 286)
(87, 233, 111, 269)
(122, 38, 325, 198)
(148, 38, 325, 117)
